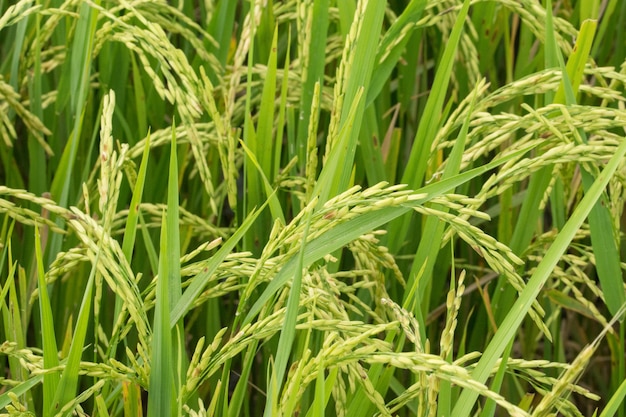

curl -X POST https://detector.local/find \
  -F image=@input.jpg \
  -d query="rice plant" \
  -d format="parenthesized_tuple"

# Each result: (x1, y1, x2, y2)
(1, 0, 625, 416)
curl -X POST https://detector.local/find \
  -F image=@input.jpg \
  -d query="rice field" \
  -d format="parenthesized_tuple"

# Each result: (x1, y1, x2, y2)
(1, 0, 626, 416)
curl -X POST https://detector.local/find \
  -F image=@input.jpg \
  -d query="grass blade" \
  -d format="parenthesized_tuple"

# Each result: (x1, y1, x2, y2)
(553, 19, 597, 104)
(256, 26, 278, 180)
(317, 0, 386, 201)
(121, 130, 151, 263)
(239, 140, 285, 224)
(399, 0, 470, 189)
(403, 82, 480, 314)
(0, 376, 43, 410)
(600, 377, 626, 417)
(263, 210, 311, 417)
(295, 0, 329, 173)
(452, 130, 626, 417)
(34, 224, 59, 417)
(243, 144, 537, 325)
(557, 20, 626, 316)
(147, 211, 173, 416)
(48, 0, 100, 264)
(169, 196, 273, 327)
(388, 0, 471, 253)
(50, 251, 98, 415)
(313, 87, 363, 205)
(366, 0, 427, 106)
(148, 128, 182, 416)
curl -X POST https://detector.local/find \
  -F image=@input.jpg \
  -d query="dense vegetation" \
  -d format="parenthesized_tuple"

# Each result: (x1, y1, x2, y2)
(1, 0, 626, 416)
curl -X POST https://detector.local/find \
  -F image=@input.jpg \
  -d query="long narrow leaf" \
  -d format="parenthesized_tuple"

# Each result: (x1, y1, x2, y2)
(170, 196, 274, 327)
(295, 0, 329, 172)
(35, 224, 59, 417)
(243, 144, 537, 325)
(388, 0, 471, 253)
(50, 251, 98, 416)
(554, 19, 625, 316)
(263, 209, 312, 417)
(148, 129, 182, 416)
(147, 212, 173, 416)
(452, 131, 626, 416)
(317, 0, 386, 201)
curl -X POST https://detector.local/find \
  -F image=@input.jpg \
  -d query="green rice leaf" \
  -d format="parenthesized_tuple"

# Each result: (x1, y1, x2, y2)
(95, 395, 111, 417)
(239, 140, 285, 225)
(48, 0, 100, 264)
(257, 26, 278, 180)
(403, 81, 480, 315)
(243, 144, 536, 326)
(557, 20, 625, 317)
(0, 376, 43, 410)
(263, 210, 311, 417)
(366, 0, 427, 106)
(50, 251, 98, 416)
(553, 19, 597, 104)
(35, 224, 59, 417)
(399, 0, 471, 190)
(147, 210, 173, 416)
(452, 129, 626, 417)
(317, 0, 386, 201)
(170, 197, 273, 327)
(148, 127, 182, 416)
(599, 377, 626, 417)
(314, 88, 364, 205)
(122, 130, 151, 263)
(388, 0, 471, 253)
(296, 0, 329, 172)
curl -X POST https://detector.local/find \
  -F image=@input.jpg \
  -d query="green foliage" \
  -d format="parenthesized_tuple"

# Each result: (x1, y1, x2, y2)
(1, 1, 626, 416)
